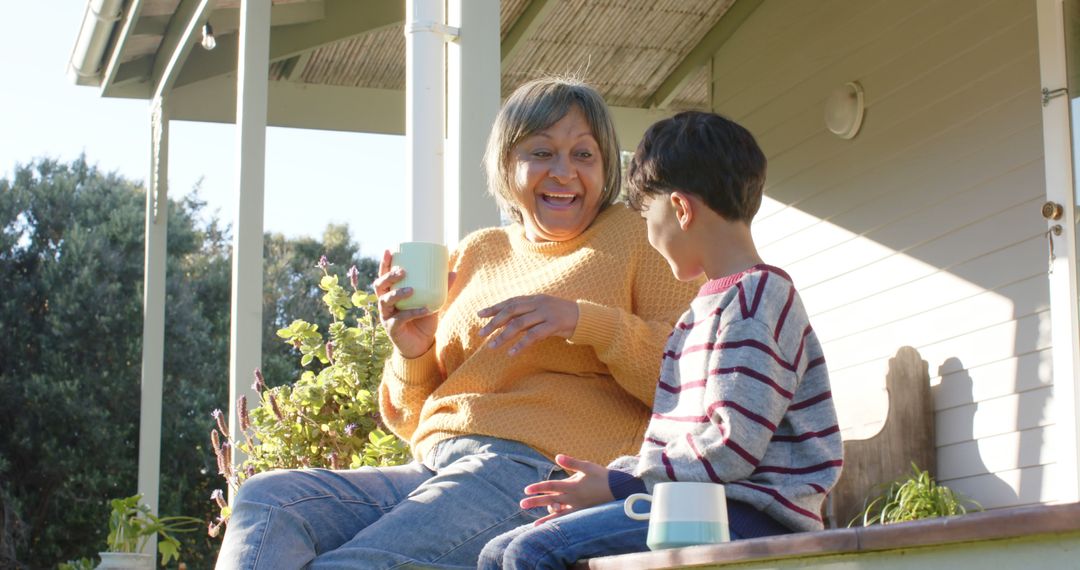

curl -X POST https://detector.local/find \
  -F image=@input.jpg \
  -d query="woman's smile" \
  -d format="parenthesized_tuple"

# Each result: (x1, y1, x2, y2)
(540, 192, 578, 207)
(511, 105, 605, 242)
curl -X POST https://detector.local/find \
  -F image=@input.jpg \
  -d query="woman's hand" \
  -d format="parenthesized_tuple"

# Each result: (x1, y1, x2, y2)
(373, 250, 452, 359)
(519, 455, 614, 525)
(476, 294, 579, 354)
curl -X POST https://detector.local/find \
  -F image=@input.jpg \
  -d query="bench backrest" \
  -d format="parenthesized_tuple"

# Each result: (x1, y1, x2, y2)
(824, 346, 936, 528)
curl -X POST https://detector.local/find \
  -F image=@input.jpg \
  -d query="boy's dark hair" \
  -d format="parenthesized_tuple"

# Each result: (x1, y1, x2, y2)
(626, 111, 766, 223)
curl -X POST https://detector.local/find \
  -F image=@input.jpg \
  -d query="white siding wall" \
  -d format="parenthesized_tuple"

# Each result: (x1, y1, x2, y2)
(712, 0, 1055, 509)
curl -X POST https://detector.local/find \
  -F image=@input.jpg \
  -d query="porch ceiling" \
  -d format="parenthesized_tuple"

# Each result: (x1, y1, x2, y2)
(80, 0, 755, 120)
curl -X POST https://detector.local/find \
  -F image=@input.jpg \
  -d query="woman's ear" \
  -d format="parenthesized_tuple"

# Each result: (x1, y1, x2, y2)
(670, 192, 694, 230)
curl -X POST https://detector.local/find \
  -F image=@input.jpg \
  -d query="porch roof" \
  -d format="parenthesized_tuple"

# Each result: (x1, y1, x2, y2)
(72, 0, 761, 131)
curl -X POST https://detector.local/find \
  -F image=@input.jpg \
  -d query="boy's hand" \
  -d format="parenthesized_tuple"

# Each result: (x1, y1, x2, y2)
(520, 454, 614, 525)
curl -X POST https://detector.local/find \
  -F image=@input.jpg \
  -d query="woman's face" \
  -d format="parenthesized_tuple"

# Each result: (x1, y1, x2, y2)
(510, 106, 605, 242)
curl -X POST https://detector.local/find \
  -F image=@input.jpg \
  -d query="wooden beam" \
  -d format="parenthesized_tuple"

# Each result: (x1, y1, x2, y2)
(99, 0, 148, 95)
(501, 0, 556, 68)
(103, 1, 327, 97)
(174, 0, 403, 88)
(114, 56, 153, 86)
(169, 75, 405, 134)
(151, 0, 215, 101)
(207, 1, 326, 32)
(102, 83, 153, 99)
(213, 0, 318, 7)
(645, 0, 763, 109)
(133, 14, 171, 36)
(285, 51, 312, 82)
(609, 105, 678, 151)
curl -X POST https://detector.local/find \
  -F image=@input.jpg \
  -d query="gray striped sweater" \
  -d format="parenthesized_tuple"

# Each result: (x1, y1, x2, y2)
(610, 265, 843, 532)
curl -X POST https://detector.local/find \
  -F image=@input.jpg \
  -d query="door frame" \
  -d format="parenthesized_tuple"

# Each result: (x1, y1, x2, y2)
(1037, 0, 1080, 504)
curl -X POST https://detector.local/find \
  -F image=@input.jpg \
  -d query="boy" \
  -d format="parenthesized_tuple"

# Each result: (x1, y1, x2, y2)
(478, 111, 843, 569)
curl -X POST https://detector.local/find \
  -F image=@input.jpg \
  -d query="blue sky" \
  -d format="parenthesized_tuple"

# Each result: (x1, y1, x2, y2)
(0, 3, 406, 259)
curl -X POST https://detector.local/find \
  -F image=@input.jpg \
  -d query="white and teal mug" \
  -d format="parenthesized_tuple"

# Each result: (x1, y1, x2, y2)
(390, 241, 449, 311)
(624, 482, 731, 550)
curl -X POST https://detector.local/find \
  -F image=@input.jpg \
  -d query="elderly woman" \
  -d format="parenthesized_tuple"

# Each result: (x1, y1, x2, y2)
(216, 77, 698, 569)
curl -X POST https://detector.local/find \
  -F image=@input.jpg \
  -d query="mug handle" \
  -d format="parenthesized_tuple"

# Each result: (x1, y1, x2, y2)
(623, 493, 652, 521)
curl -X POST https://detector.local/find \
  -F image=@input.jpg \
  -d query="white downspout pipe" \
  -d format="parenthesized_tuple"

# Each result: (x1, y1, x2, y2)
(68, 0, 124, 85)
(404, 0, 450, 243)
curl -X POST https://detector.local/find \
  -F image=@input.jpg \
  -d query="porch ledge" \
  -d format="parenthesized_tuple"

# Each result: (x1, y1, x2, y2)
(573, 502, 1080, 569)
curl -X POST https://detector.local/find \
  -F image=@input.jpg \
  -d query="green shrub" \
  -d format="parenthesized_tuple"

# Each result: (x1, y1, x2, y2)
(208, 258, 410, 536)
(851, 462, 981, 526)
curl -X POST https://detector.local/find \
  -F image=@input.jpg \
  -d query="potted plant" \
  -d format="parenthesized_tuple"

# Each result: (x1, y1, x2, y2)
(851, 462, 982, 526)
(97, 494, 202, 569)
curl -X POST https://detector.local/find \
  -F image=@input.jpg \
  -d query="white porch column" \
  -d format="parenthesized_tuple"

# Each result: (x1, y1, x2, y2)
(137, 95, 168, 555)
(1037, 0, 1080, 503)
(445, 0, 501, 246)
(405, 0, 446, 243)
(228, 0, 269, 489)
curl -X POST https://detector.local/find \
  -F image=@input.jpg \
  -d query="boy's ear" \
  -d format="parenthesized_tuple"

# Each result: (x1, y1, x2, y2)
(670, 192, 694, 230)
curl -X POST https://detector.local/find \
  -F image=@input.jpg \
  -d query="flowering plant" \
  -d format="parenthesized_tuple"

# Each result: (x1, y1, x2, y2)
(208, 257, 410, 536)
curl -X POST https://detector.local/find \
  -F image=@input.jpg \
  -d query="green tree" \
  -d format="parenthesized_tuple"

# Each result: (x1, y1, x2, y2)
(0, 157, 233, 567)
(0, 157, 381, 568)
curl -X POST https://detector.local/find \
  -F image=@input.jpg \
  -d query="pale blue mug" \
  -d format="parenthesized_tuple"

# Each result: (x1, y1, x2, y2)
(624, 482, 730, 550)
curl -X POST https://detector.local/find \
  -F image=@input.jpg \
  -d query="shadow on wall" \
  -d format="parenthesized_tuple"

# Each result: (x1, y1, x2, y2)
(934, 357, 1027, 509)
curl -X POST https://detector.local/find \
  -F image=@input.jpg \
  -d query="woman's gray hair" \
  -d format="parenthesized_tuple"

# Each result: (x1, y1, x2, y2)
(483, 77, 622, 224)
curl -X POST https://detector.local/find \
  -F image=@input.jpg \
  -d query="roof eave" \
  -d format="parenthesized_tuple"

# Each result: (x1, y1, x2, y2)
(68, 0, 126, 87)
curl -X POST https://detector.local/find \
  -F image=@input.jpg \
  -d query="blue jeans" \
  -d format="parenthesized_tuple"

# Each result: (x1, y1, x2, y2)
(216, 436, 563, 569)
(478, 499, 791, 569)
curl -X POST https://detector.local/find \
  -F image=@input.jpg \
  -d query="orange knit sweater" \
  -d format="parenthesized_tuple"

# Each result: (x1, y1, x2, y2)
(378, 205, 700, 465)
